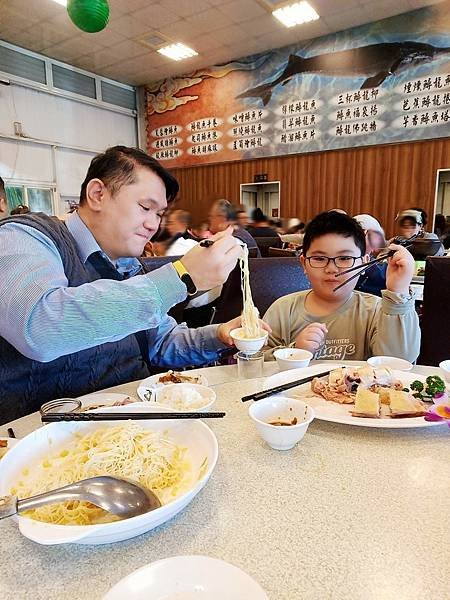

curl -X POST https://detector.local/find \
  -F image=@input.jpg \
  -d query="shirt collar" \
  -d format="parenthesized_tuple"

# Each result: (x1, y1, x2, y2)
(65, 211, 142, 276)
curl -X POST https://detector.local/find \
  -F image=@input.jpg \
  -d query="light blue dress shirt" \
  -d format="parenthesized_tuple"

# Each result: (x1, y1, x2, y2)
(0, 212, 226, 366)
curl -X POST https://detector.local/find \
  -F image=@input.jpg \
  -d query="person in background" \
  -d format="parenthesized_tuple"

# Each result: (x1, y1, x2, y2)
(395, 208, 444, 255)
(263, 211, 420, 362)
(0, 146, 269, 423)
(10, 204, 30, 215)
(281, 218, 305, 246)
(236, 206, 249, 229)
(247, 207, 280, 238)
(0, 177, 9, 219)
(354, 214, 387, 297)
(188, 221, 212, 240)
(208, 199, 260, 255)
(165, 209, 198, 256)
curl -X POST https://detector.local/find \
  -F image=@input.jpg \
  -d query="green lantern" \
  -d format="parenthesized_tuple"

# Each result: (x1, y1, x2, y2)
(67, 0, 110, 33)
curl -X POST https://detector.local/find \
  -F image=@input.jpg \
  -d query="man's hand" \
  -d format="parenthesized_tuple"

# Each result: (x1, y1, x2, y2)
(217, 316, 272, 346)
(295, 322, 327, 354)
(181, 226, 241, 291)
(385, 244, 415, 294)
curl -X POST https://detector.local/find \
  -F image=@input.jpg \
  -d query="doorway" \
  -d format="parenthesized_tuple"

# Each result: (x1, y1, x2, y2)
(240, 181, 280, 220)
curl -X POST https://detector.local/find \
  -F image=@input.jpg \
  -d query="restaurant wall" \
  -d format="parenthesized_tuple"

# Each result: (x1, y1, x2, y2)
(169, 137, 450, 238)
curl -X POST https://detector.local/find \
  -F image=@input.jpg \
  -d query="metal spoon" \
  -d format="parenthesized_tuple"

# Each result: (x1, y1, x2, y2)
(0, 476, 161, 521)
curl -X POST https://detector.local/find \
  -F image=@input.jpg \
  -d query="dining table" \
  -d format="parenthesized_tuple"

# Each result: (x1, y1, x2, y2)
(0, 360, 449, 600)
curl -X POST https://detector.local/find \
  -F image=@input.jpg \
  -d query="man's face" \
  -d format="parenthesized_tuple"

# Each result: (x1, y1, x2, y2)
(301, 233, 363, 303)
(398, 219, 420, 239)
(94, 167, 167, 260)
(208, 207, 227, 234)
(237, 212, 248, 228)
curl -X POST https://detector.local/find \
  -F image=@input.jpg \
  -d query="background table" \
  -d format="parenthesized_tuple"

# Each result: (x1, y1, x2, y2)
(0, 362, 449, 600)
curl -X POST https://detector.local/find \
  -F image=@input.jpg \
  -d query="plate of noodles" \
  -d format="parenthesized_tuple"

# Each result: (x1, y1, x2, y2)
(0, 404, 218, 545)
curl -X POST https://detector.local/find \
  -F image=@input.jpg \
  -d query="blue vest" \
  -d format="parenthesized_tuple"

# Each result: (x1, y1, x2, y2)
(0, 213, 150, 424)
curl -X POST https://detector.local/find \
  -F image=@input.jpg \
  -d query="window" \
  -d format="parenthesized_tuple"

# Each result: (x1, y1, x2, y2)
(5, 185, 55, 215)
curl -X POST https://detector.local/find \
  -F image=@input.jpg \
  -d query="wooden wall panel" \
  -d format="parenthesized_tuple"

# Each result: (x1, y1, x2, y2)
(169, 138, 450, 238)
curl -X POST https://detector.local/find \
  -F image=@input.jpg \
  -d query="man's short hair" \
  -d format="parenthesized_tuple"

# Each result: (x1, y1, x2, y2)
(79, 146, 179, 205)
(0, 176, 5, 201)
(170, 209, 191, 228)
(10, 204, 30, 215)
(213, 199, 237, 222)
(302, 211, 366, 256)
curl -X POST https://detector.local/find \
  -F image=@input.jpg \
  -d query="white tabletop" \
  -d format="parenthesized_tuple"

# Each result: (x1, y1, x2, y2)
(0, 361, 449, 600)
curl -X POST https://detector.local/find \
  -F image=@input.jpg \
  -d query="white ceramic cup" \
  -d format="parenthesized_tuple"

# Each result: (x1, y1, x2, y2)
(273, 348, 313, 371)
(249, 396, 314, 451)
(367, 356, 413, 371)
(230, 328, 268, 354)
(439, 360, 450, 383)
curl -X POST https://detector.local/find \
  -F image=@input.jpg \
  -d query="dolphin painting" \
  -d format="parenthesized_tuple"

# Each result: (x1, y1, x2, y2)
(236, 41, 450, 106)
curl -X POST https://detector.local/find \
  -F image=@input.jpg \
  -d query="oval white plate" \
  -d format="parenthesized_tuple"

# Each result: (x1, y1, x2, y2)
(104, 555, 268, 600)
(78, 392, 139, 410)
(263, 364, 446, 429)
(137, 372, 209, 402)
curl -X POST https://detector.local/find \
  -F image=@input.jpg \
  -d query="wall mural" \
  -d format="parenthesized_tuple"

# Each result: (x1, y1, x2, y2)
(145, 2, 450, 167)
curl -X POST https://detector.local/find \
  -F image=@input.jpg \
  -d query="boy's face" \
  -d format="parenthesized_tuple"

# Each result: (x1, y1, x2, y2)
(301, 233, 364, 302)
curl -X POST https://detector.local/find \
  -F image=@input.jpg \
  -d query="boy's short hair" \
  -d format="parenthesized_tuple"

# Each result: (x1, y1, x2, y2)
(302, 211, 366, 256)
(79, 146, 179, 205)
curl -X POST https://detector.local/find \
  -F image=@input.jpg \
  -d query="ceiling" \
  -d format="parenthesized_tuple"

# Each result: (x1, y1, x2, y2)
(0, 0, 444, 87)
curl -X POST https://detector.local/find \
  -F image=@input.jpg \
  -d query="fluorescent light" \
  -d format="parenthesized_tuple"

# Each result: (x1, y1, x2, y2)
(52, 0, 67, 6)
(157, 43, 198, 61)
(273, 1, 319, 28)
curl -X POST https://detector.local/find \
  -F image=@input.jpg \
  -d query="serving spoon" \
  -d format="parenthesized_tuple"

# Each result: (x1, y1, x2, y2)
(0, 476, 161, 521)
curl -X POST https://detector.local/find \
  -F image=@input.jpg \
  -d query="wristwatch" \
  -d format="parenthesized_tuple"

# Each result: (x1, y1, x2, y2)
(172, 260, 198, 296)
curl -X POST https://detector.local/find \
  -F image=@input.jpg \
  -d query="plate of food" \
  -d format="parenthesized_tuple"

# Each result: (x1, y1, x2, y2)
(77, 392, 139, 411)
(137, 370, 209, 401)
(263, 364, 447, 428)
(0, 404, 218, 545)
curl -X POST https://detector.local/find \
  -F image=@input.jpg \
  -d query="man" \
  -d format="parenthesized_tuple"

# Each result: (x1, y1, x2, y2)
(395, 208, 444, 256)
(0, 177, 9, 219)
(236, 207, 249, 229)
(354, 213, 387, 297)
(208, 199, 260, 256)
(165, 209, 198, 256)
(0, 146, 267, 423)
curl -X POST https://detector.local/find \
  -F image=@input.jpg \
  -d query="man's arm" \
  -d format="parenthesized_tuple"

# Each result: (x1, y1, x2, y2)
(0, 223, 187, 362)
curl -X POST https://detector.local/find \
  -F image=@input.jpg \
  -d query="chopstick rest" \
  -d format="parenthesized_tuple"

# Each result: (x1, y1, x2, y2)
(242, 370, 331, 402)
(41, 411, 226, 422)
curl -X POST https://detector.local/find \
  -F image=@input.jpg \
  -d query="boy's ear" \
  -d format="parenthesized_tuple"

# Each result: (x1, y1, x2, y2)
(299, 254, 306, 269)
(363, 253, 370, 264)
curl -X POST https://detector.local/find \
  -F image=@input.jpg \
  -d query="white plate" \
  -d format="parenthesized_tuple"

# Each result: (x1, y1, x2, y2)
(104, 555, 268, 600)
(0, 404, 218, 545)
(78, 392, 139, 410)
(137, 372, 209, 401)
(263, 364, 446, 429)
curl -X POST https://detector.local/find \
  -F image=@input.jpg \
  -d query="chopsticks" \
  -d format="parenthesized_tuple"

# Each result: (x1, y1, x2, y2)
(333, 244, 412, 292)
(241, 369, 331, 402)
(41, 411, 226, 422)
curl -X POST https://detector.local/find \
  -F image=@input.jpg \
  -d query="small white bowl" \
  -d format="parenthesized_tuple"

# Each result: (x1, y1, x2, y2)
(150, 383, 216, 412)
(439, 360, 450, 383)
(367, 356, 413, 371)
(273, 348, 313, 371)
(249, 396, 315, 451)
(230, 328, 268, 354)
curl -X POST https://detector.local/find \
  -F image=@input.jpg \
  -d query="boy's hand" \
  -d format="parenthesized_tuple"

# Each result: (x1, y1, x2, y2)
(295, 322, 328, 354)
(385, 244, 415, 295)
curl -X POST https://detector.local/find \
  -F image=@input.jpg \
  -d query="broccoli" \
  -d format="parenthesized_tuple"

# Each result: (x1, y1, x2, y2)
(425, 376, 446, 397)
(410, 380, 424, 392)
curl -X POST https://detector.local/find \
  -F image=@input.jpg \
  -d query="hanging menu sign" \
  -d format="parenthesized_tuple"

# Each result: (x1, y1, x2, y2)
(146, 2, 450, 167)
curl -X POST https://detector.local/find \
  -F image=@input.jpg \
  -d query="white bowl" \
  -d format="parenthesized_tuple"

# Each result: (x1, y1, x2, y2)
(230, 328, 268, 354)
(150, 383, 216, 412)
(0, 404, 218, 545)
(367, 356, 413, 371)
(439, 360, 450, 383)
(273, 348, 313, 371)
(249, 396, 315, 451)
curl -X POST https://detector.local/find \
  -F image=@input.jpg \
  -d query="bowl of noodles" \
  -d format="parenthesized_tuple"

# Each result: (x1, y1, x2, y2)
(0, 404, 218, 545)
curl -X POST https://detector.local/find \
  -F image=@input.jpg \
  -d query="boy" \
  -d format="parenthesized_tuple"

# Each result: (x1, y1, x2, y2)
(264, 211, 420, 361)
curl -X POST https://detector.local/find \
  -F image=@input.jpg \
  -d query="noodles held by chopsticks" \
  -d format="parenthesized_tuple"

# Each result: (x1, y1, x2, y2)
(239, 244, 262, 339)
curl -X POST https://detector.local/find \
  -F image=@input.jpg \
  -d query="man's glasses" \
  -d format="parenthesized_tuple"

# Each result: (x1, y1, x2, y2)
(305, 255, 363, 269)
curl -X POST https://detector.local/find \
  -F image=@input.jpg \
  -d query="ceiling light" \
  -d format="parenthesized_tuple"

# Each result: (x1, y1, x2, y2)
(157, 43, 198, 61)
(52, 0, 67, 6)
(273, 1, 319, 28)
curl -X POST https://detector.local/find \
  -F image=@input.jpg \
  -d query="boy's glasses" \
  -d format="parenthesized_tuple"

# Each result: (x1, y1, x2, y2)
(305, 255, 363, 269)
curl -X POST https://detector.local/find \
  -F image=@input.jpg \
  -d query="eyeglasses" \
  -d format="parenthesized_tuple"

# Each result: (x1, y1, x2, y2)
(305, 255, 363, 269)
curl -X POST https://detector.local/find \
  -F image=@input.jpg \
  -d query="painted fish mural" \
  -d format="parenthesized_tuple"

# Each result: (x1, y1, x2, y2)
(237, 41, 450, 106)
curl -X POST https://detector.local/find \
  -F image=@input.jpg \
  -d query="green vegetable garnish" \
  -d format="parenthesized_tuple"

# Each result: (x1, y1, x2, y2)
(408, 376, 446, 401)
(410, 380, 424, 392)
